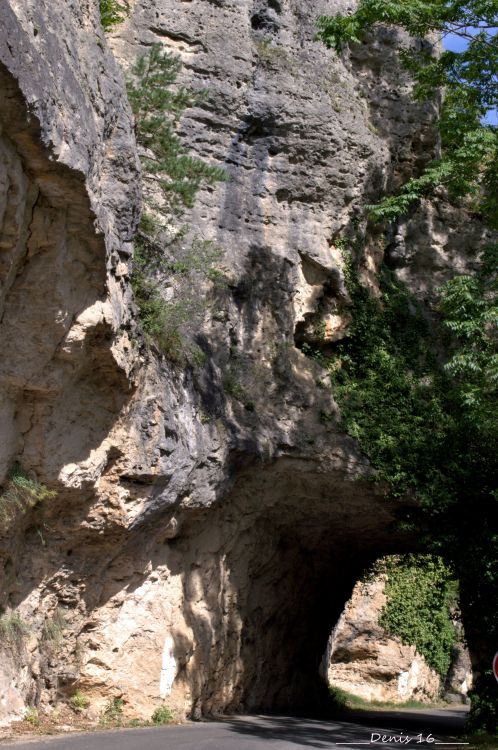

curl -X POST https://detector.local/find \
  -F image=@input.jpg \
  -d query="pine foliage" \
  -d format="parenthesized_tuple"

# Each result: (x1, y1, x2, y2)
(99, 0, 128, 30)
(127, 45, 226, 213)
(127, 46, 226, 361)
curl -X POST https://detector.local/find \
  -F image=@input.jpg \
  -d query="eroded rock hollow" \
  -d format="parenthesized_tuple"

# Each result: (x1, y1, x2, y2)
(0, 0, 485, 724)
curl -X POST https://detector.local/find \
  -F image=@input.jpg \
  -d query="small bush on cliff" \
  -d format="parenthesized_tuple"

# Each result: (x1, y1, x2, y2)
(127, 46, 226, 362)
(132, 232, 224, 363)
(69, 691, 91, 712)
(99, 0, 128, 31)
(0, 465, 56, 528)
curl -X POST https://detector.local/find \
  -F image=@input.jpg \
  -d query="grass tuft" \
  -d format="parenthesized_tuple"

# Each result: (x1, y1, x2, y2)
(0, 465, 56, 528)
(0, 612, 30, 648)
(69, 691, 91, 712)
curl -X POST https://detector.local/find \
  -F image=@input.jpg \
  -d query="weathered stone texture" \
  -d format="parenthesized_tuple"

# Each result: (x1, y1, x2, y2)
(0, 0, 477, 727)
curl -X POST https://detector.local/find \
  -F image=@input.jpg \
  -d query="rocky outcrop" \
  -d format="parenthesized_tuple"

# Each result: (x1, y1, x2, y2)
(445, 642, 472, 704)
(327, 575, 473, 705)
(0, 0, 479, 726)
(0, 0, 141, 489)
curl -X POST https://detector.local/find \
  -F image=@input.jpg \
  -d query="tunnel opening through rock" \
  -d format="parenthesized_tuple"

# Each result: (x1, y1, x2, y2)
(163, 460, 417, 717)
(325, 554, 471, 708)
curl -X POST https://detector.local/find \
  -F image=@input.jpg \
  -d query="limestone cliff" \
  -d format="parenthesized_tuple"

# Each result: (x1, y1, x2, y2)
(0, 0, 484, 726)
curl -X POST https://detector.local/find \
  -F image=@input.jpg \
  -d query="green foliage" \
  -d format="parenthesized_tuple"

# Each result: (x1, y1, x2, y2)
(317, 0, 498, 227)
(99, 0, 128, 30)
(151, 704, 174, 724)
(24, 707, 39, 725)
(127, 46, 226, 360)
(100, 697, 124, 725)
(317, 1, 498, 59)
(463, 735, 498, 750)
(127, 45, 226, 214)
(440, 245, 498, 422)
(126, 718, 143, 727)
(42, 608, 68, 647)
(328, 685, 350, 713)
(0, 465, 56, 528)
(0, 612, 30, 648)
(468, 689, 498, 738)
(322, 238, 497, 520)
(69, 691, 90, 712)
(326, 255, 451, 504)
(379, 555, 457, 677)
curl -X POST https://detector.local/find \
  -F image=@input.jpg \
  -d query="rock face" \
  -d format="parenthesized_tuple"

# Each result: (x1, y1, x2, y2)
(0, 0, 481, 725)
(327, 576, 441, 704)
(0, 0, 140, 721)
(445, 642, 473, 704)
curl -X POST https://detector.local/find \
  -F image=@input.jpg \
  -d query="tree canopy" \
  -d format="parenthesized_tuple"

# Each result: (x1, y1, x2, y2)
(317, 0, 498, 227)
(315, 1, 498, 735)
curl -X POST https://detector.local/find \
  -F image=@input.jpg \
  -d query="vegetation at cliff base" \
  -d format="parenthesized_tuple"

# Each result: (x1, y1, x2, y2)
(100, 697, 124, 726)
(69, 691, 91, 712)
(329, 685, 443, 711)
(127, 45, 226, 362)
(151, 704, 174, 724)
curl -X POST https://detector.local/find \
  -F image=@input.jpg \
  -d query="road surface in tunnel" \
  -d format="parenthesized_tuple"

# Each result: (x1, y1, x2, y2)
(1, 708, 470, 749)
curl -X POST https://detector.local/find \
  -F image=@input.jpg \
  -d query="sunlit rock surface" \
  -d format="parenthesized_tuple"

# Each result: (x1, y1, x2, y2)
(0, 0, 481, 724)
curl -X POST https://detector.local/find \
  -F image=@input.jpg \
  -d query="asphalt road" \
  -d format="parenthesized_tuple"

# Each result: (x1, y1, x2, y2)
(1, 708, 470, 750)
